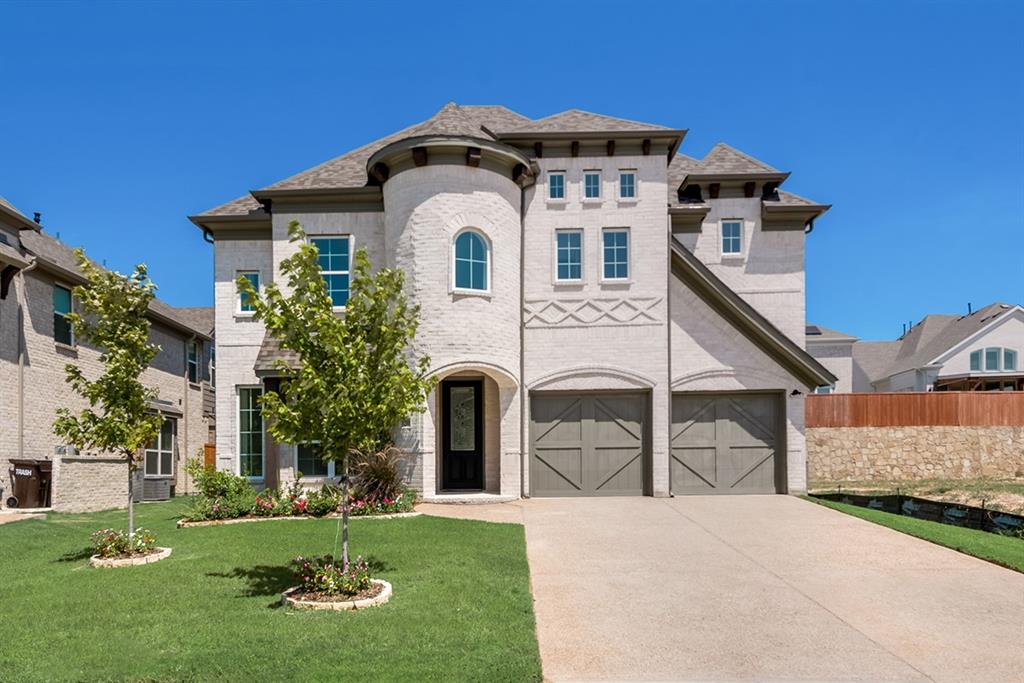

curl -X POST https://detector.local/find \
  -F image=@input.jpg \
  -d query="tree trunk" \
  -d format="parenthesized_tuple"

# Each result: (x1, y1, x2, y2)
(341, 452, 350, 567)
(127, 461, 135, 542)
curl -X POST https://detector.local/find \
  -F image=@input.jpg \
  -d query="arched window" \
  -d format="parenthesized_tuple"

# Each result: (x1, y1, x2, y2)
(454, 230, 489, 291)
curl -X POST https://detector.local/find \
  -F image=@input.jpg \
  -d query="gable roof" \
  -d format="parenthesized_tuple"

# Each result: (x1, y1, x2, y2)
(879, 303, 1021, 378)
(806, 324, 858, 343)
(670, 237, 836, 389)
(0, 196, 41, 232)
(852, 341, 903, 384)
(19, 229, 212, 340)
(174, 306, 215, 336)
(698, 143, 781, 175)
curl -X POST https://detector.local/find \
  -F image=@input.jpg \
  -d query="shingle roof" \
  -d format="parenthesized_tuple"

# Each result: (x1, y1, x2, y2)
(174, 306, 215, 336)
(696, 143, 780, 175)
(0, 237, 29, 267)
(880, 303, 1019, 378)
(498, 108, 672, 134)
(774, 189, 819, 206)
(853, 341, 903, 383)
(254, 332, 299, 374)
(0, 196, 41, 231)
(403, 101, 493, 139)
(19, 230, 212, 339)
(806, 324, 858, 342)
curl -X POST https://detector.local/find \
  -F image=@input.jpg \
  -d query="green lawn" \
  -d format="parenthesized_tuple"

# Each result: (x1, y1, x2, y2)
(806, 496, 1024, 573)
(0, 498, 542, 682)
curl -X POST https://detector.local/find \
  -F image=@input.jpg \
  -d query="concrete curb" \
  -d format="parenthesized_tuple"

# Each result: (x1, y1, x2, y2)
(281, 579, 392, 611)
(89, 546, 172, 568)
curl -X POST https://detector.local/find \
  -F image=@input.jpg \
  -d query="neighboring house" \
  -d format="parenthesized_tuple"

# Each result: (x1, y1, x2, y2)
(191, 103, 834, 499)
(808, 302, 1023, 392)
(0, 198, 215, 512)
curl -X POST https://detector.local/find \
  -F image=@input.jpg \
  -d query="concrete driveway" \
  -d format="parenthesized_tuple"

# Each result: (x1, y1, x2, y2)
(421, 495, 1024, 682)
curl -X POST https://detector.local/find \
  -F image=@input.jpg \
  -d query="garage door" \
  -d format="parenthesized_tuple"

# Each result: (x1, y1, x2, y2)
(671, 393, 781, 494)
(531, 393, 647, 497)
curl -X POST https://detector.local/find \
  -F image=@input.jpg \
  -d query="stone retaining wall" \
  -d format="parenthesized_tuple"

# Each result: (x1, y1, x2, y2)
(807, 426, 1024, 481)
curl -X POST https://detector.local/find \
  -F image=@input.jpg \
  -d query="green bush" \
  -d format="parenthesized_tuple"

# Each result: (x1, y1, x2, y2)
(183, 458, 257, 521)
(291, 554, 371, 596)
(306, 485, 342, 516)
(350, 488, 416, 516)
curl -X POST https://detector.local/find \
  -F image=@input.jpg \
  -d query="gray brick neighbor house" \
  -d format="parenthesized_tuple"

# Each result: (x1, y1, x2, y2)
(191, 103, 835, 499)
(0, 198, 215, 512)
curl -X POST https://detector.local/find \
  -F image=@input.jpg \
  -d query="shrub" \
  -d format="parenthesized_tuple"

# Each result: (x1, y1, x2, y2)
(91, 528, 156, 558)
(350, 488, 416, 517)
(306, 485, 342, 516)
(291, 554, 371, 596)
(352, 446, 406, 503)
(183, 458, 257, 521)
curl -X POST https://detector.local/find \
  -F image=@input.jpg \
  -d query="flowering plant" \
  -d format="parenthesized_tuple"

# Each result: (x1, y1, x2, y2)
(348, 490, 415, 517)
(291, 554, 371, 595)
(90, 527, 156, 558)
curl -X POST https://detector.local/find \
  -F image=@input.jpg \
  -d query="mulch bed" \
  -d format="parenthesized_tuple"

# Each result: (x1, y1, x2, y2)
(287, 581, 386, 603)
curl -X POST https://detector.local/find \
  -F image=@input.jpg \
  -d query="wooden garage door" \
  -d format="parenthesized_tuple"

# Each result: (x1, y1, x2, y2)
(531, 393, 646, 497)
(671, 393, 781, 495)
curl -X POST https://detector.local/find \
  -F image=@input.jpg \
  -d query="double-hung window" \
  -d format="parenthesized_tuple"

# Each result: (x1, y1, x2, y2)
(237, 271, 260, 313)
(602, 228, 629, 280)
(53, 284, 73, 345)
(556, 230, 582, 282)
(548, 172, 565, 200)
(311, 236, 351, 308)
(296, 442, 331, 478)
(619, 170, 636, 199)
(187, 341, 200, 384)
(238, 387, 264, 479)
(584, 171, 601, 199)
(722, 220, 743, 255)
(145, 417, 176, 478)
(454, 230, 489, 291)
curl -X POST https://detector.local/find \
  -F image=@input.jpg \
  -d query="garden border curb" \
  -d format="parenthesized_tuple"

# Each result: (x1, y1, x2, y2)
(176, 512, 421, 528)
(281, 579, 393, 611)
(89, 546, 172, 568)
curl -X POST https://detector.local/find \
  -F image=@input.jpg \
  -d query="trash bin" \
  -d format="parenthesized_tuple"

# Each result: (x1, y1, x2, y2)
(8, 459, 50, 508)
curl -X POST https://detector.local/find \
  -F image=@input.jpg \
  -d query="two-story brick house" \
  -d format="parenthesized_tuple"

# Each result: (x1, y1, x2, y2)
(0, 198, 214, 512)
(191, 103, 834, 499)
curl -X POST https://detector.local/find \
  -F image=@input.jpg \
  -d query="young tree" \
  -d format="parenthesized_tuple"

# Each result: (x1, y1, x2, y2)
(238, 220, 434, 565)
(53, 250, 163, 541)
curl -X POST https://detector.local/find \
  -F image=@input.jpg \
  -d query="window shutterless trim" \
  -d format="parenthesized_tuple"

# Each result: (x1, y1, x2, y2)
(451, 228, 491, 294)
(237, 385, 265, 481)
(293, 441, 335, 479)
(600, 228, 630, 282)
(144, 417, 176, 478)
(311, 235, 353, 310)
(547, 171, 567, 201)
(618, 169, 637, 201)
(186, 340, 200, 384)
(53, 282, 75, 346)
(583, 170, 601, 200)
(721, 219, 744, 256)
(236, 270, 261, 314)
(554, 229, 584, 283)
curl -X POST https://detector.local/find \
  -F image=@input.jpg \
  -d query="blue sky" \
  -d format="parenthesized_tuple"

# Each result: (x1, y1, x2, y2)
(0, 0, 1020, 340)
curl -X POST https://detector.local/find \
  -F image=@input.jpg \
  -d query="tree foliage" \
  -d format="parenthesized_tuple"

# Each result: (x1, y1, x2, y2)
(237, 221, 435, 562)
(52, 250, 163, 538)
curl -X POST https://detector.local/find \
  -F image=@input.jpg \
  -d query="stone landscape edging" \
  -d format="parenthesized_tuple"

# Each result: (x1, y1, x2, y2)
(281, 579, 393, 611)
(89, 546, 172, 568)
(176, 511, 421, 528)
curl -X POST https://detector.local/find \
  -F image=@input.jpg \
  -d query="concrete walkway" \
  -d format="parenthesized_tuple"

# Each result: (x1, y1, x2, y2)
(420, 496, 1024, 682)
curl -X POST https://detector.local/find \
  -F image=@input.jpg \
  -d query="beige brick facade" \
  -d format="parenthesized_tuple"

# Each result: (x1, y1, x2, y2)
(0, 226, 213, 513)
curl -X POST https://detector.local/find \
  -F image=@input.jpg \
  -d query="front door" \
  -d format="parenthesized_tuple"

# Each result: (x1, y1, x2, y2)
(442, 379, 484, 490)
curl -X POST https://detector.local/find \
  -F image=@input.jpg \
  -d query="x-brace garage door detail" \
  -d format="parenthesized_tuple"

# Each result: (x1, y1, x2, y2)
(671, 393, 781, 495)
(531, 393, 647, 497)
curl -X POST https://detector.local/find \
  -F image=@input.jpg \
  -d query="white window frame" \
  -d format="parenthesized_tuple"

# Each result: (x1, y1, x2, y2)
(583, 170, 602, 201)
(970, 349, 982, 372)
(554, 229, 584, 284)
(814, 385, 834, 394)
(236, 270, 261, 315)
(983, 347, 1002, 372)
(186, 340, 200, 385)
(451, 228, 492, 296)
(600, 228, 630, 283)
(618, 169, 638, 201)
(311, 235, 353, 311)
(293, 441, 336, 480)
(547, 171, 567, 202)
(1004, 348, 1018, 372)
(721, 219, 744, 257)
(144, 417, 176, 478)
(53, 282, 75, 346)
(237, 385, 265, 482)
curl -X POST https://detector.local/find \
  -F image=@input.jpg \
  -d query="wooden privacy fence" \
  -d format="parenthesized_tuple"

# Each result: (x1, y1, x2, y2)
(806, 392, 1024, 428)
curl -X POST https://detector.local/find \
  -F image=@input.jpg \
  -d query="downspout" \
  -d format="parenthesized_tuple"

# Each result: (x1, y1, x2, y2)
(202, 227, 215, 244)
(183, 334, 195, 495)
(519, 182, 527, 499)
(803, 218, 816, 235)
(16, 255, 39, 459)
